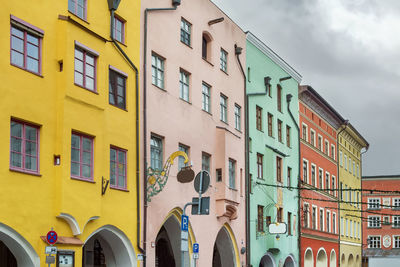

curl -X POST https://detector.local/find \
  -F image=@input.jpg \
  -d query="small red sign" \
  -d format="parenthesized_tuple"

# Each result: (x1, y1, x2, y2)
(46, 230, 58, 245)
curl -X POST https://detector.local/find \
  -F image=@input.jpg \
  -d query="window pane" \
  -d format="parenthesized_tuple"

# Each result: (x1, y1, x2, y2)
(11, 27, 24, 38)
(82, 151, 91, 164)
(27, 34, 39, 46)
(75, 72, 83, 86)
(25, 126, 37, 141)
(118, 175, 125, 187)
(110, 162, 116, 185)
(86, 54, 94, 65)
(68, 0, 76, 12)
(11, 122, 22, 137)
(71, 148, 80, 162)
(75, 59, 83, 73)
(27, 58, 39, 73)
(11, 137, 22, 152)
(71, 135, 80, 148)
(71, 162, 80, 176)
(118, 151, 125, 163)
(11, 36, 24, 52)
(82, 137, 91, 151)
(82, 165, 91, 178)
(86, 77, 94, 90)
(75, 49, 83, 60)
(25, 141, 37, 155)
(11, 51, 24, 67)
(110, 149, 116, 161)
(11, 152, 22, 168)
(25, 156, 37, 171)
(86, 64, 94, 78)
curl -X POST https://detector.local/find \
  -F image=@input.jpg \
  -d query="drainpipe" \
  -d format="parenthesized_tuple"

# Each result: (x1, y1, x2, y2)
(234, 43, 250, 267)
(286, 93, 301, 267)
(336, 120, 349, 267)
(360, 144, 369, 264)
(108, 0, 143, 264)
(143, 1, 181, 266)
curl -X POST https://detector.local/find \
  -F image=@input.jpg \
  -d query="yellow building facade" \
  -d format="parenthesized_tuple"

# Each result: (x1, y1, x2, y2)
(0, 0, 141, 266)
(338, 124, 368, 267)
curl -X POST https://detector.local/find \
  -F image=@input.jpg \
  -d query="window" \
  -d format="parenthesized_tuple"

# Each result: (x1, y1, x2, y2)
(393, 216, 400, 228)
(151, 53, 164, 89)
(331, 144, 335, 160)
(216, 168, 222, 182)
(368, 198, 381, 210)
(277, 207, 283, 223)
(318, 135, 322, 151)
(258, 205, 264, 232)
(287, 167, 292, 187)
(234, 104, 241, 131)
(256, 106, 262, 131)
(346, 219, 348, 236)
(150, 135, 163, 171)
(288, 212, 292, 235)
(68, 0, 87, 20)
(353, 161, 355, 176)
(277, 120, 282, 142)
(324, 140, 329, 156)
(74, 45, 97, 91)
(257, 153, 263, 179)
(276, 157, 282, 183)
(10, 120, 39, 173)
(368, 216, 381, 228)
(311, 164, 316, 186)
(320, 209, 324, 231)
(179, 69, 190, 102)
(249, 174, 253, 194)
(312, 206, 317, 229)
(109, 68, 126, 109)
(357, 164, 360, 177)
(340, 182, 343, 201)
(326, 211, 330, 232)
(319, 168, 323, 189)
(286, 125, 291, 147)
(266, 216, 271, 226)
(393, 198, 400, 209)
(341, 217, 344, 235)
(71, 133, 93, 180)
(383, 216, 390, 225)
(332, 176, 336, 196)
(228, 159, 236, 189)
(332, 213, 336, 234)
(220, 48, 227, 72)
(350, 220, 353, 237)
(310, 130, 315, 146)
(325, 172, 330, 190)
(113, 16, 125, 43)
(110, 147, 126, 189)
(302, 124, 308, 141)
(340, 151, 343, 166)
(277, 85, 282, 112)
(202, 33, 211, 60)
(303, 159, 308, 182)
(268, 113, 273, 136)
(303, 203, 309, 227)
(178, 144, 189, 170)
(344, 154, 347, 170)
(220, 94, 227, 123)
(368, 236, 381, 248)
(180, 18, 191, 46)
(10, 18, 43, 75)
(394, 236, 400, 248)
(202, 153, 210, 173)
(349, 158, 352, 174)
(202, 83, 211, 113)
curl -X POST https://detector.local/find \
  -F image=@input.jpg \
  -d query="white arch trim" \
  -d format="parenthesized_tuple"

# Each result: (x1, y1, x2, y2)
(84, 225, 137, 267)
(284, 254, 298, 267)
(317, 247, 327, 256)
(0, 222, 40, 267)
(260, 252, 277, 267)
(57, 213, 81, 235)
(304, 247, 314, 267)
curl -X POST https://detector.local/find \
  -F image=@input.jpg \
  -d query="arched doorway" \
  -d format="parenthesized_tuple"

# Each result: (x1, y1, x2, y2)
(316, 248, 327, 267)
(212, 227, 236, 267)
(304, 248, 313, 267)
(283, 254, 296, 267)
(341, 253, 346, 267)
(356, 255, 360, 266)
(82, 225, 136, 267)
(259, 252, 276, 267)
(0, 223, 39, 267)
(330, 250, 337, 267)
(348, 254, 354, 267)
(155, 214, 188, 267)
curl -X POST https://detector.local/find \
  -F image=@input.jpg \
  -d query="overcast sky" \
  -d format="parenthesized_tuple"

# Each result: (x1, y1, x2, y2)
(212, 0, 400, 176)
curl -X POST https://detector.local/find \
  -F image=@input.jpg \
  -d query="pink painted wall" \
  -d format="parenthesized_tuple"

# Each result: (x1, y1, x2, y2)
(141, 0, 246, 266)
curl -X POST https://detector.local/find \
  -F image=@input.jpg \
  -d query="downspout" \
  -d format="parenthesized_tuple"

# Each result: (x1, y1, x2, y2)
(360, 144, 369, 264)
(286, 93, 301, 267)
(336, 120, 349, 267)
(234, 43, 250, 267)
(109, 4, 144, 263)
(143, 2, 180, 267)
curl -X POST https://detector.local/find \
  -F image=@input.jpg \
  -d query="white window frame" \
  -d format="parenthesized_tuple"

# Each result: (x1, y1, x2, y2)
(326, 211, 331, 232)
(331, 144, 335, 160)
(318, 134, 323, 151)
(368, 198, 381, 210)
(310, 129, 316, 146)
(312, 205, 317, 230)
(179, 69, 190, 102)
(368, 216, 381, 228)
(302, 123, 308, 142)
(393, 198, 400, 209)
(346, 218, 348, 237)
(311, 163, 316, 186)
(393, 216, 400, 228)
(303, 202, 310, 228)
(318, 167, 324, 189)
(324, 140, 329, 156)
(340, 151, 343, 166)
(303, 159, 309, 183)
(368, 235, 381, 248)
(344, 154, 347, 170)
(393, 235, 400, 248)
(325, 171, 330, 190)
(319, 208, 324, 231)
(332, 212, 337, 234)
(341, 217, 344, 236)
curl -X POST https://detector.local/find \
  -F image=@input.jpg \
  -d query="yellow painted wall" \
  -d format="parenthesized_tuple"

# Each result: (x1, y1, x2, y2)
(0, 0, 140, 266)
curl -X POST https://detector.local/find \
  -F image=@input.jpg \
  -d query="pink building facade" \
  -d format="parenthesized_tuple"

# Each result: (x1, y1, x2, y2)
(141, 0, 247, 266)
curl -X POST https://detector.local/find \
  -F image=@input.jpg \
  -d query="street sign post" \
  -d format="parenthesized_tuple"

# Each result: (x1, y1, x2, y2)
(193, 243, 199, 253)
(181, 215, 189, 231)
(46, 230, 58, 245)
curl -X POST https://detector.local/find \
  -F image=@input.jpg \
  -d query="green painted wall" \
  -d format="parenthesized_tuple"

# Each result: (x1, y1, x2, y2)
(246, 35, 300, 267)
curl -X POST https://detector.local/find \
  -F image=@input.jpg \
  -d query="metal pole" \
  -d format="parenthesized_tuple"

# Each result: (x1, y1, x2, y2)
(198, 172, 203, 215)
(181, 202, 195, 267)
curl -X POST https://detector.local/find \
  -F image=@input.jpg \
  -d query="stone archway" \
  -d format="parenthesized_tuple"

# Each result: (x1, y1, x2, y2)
(330, 250, 337, 267)
(82, 225, 136, 267)
(259, 252, 276, 267)
(356, 255, 360, 266)
(316, 248, 327, 267)
(304, 248, 313, 267)
(341, 253, 346, 267)
(0, 223, 39, 267)
(348, 254, 354, 267)
(283, 254, 297, 267)
(212, 226, 236, 267)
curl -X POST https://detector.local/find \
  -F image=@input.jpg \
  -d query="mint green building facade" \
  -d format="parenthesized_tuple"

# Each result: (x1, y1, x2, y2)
(246, 32, 302, 267)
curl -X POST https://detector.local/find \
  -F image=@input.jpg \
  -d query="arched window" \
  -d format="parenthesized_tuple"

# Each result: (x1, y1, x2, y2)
(202, 32, 213, 61)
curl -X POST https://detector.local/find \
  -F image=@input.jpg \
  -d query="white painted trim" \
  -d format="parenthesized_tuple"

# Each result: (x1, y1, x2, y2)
(304, 247, 314, 267)
(246, 32, 302, 83)
(339, 240, 362, 246)
(284, 254, 298, 267)
(260, 252, 276, 267)
(57, 213, 81, 235)
(83, 216, 100, 233)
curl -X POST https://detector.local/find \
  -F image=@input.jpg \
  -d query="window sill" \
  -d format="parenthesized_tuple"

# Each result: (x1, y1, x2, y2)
(180, 41, 192, 49)
(202, 109, 212, 116)
(229, 187, 238, 191)
(109, 103, 128, 112)
(10, 168, 41, 177)
(11, 63, 43, 78)
(74, 83, 99, 94)
(68, 11, 89, 24)
(179, 98, 192, 105)
(235, 128, 242, 134)
(71, 176, 95, 183)
(220, 120, 229, 126)
(152, 84, 167, 92)
(256, 129, 264, 133)
(110, 186, 129, 192)
(202, 58, 214, 67)
(220, 69, 228, 75)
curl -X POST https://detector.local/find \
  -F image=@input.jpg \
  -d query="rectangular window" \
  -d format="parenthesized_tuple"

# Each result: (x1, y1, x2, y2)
(74, 46, 96, 91)
(303, 160, 308, 182)
(332, 213, 336, 234)
(68, 0, 87, 20)
(202, 153, 210, 173)
(216, 168, 222, 182)
(202, 83, 211, 113)
(110, 147, 127, 189)
(180, 18, 191, 46)
(393, 198, 400, 209)
(320, 209, 324, 231)
(353, 161, 356, 176)
(10, 120, 39, 173)
(266, 216, 271, 226)
(258, 205, 264, 232)
(318, 135, 322, 151)
(220, 94, 227, 123)
(340, 182, 343, 201)
(10, 19, 43, 75)
(325, 140, 329, 156)
(319, 168, 323, 189)
(277, 85, 282, 112)
(311, 164, 316, 186)
(287, 167, 292, 187)
(71, 133, 93, 180)
(303, 203, 309, 227)
(368, 198, 381, 210)
(332, 176, 336, 196)
(344, 154, 348, 170)
(109, 69, 126, 109)
(310, 130, 315, 146)
(150, 135, 163, 171)
(113, 16, 125, 43)
(357, 164, 360, 177)
(331, 144, 335, 160)
(277, 120, 282, 142)
(220, 48, 228, 72)
(276, 157, 282, 183)
(346, 219, 348, 236)
(234, 104, 241, 131)
(312, 206, 317, 229)
(288, 212, 292, 235)
(368, 236, 381, 248)
(341, 217, 344, 235)
(277, 207, 283, 223)
(229, 159, 236, 189)
(151, 53, 164, 89)
(393, 216, 400, 228)
(340, 151, 343, 166)
(257, 153, 263, 179)
(394, 236, 400, 248)
(368, 216, 381, 228)
(268, 113, 273, 136)
(325, 172, 330, 190)
(286, 125, 291, 147)
(256, 106, 262, 131)
(326, 211, 330, 232)
(302, 124, 308, 141)
(178, 144, 189, 170)
(179, 69, 190, 102)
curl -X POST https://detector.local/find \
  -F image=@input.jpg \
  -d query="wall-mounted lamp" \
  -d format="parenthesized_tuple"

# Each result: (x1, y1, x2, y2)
(54, 155, 61, 166)
(276, 234, 280, 240)
(235, 44, 243, 55)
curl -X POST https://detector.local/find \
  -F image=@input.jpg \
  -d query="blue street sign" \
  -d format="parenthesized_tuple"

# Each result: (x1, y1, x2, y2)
(181, 215, 189, 232)
(193, 243, 199, 253)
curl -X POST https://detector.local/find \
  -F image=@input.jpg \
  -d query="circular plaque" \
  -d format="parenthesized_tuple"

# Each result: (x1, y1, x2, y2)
(383, 235, 391, 248)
